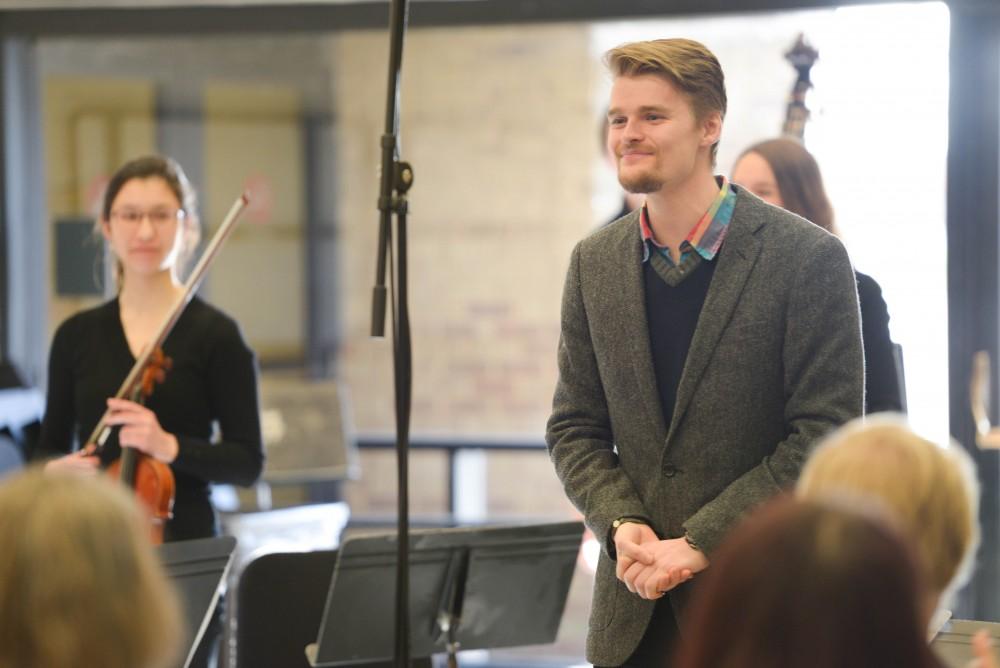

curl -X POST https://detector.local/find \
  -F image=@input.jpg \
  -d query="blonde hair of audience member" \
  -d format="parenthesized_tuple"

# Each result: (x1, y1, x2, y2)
(674, 497, 942, 668)
(797, 415, 980, 617)
(0, 468, 182, 668)
(605, 38, 726, 165)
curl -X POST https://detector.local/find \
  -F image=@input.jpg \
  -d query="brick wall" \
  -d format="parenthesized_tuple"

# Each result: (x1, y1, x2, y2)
(331, 24, 596, 437)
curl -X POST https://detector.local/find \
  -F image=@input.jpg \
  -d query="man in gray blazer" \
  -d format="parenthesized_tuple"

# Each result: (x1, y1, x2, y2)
(546, 39, 863, 667)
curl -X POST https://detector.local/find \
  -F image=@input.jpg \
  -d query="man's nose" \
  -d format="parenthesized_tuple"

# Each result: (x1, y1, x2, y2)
(621, 118, 643, 142)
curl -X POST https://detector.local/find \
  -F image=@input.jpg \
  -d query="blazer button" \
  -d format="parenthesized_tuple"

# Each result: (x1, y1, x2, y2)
(663, 465, 678, 477)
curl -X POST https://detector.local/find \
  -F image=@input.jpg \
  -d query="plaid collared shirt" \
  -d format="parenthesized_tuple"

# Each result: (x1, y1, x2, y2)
(640, 176, 736, 267)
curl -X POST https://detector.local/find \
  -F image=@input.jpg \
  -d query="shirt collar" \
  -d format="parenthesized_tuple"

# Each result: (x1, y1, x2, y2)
(640, 176, 736, 263)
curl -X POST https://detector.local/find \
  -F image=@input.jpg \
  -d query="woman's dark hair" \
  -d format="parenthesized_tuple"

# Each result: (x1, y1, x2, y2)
(674, 497, 940, 668)
(101, 155, 196, 222)
(738, 137, 837, 234)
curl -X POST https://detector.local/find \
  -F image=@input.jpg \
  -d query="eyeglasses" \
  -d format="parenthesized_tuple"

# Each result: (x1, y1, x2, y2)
(110, 208, 185, 226)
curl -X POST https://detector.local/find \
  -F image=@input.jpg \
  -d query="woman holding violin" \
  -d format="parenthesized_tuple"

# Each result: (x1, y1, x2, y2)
(37, 155, 264, 542)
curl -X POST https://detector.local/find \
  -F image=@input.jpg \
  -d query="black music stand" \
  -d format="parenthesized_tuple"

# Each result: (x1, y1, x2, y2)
(157, 536, 237, 668)
(305, 521, 584, 667)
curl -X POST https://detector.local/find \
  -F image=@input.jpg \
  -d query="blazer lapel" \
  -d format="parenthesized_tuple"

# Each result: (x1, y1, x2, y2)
(608, 218, 669, 443)
(666, 207, 763, 443)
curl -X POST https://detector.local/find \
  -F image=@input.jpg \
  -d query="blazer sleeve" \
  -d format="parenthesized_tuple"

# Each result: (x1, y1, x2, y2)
(546, 243, 650, 555)
(683, 232, 864, 554)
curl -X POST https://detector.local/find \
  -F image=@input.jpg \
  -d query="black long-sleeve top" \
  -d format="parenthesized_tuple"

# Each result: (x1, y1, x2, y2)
(856, 271, 904, 414)
(37, 296, 264, 541)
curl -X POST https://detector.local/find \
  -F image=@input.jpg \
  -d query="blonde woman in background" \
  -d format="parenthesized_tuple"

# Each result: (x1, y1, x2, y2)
(0, 467, 181, 668)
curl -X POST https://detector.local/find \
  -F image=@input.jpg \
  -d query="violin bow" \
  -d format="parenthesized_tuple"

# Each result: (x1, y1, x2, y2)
(89, 192, 250, 452)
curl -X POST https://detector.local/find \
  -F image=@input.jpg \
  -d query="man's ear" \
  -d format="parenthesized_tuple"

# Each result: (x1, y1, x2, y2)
(701, 111, 723, 148)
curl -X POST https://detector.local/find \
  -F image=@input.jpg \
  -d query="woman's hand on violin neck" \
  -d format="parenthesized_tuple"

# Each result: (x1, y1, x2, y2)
(105, 398, 180, 463)
(44, 444, 100, 475)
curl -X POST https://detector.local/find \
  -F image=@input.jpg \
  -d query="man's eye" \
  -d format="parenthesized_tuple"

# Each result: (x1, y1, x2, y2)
(609, 117, 626, 126)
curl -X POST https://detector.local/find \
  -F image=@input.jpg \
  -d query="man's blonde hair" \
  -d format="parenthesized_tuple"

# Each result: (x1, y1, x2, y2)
(0, 469, 182, 668)
(797, 416, 979, 605)
(605, 38, 727, 163)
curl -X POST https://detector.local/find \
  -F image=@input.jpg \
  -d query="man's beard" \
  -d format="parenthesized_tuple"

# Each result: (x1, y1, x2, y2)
(619, 171, 663, 194)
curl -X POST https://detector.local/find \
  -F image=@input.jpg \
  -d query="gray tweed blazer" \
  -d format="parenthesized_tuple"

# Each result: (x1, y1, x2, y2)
(546, 187, 864, 666)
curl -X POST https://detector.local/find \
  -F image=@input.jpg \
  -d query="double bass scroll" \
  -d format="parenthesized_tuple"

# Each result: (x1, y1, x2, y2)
(782, 34, 819, 140)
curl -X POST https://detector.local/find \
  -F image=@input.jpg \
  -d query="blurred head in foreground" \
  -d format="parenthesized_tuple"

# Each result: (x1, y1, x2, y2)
(797, 415, 979, 616)
(0, 468, 182, 668)
(675, 496, 942, 668)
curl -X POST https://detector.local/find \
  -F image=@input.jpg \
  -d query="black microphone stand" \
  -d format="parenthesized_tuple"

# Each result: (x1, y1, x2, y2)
(371, 0, 414, 666)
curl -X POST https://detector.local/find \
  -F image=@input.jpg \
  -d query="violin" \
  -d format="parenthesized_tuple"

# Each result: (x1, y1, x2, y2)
(88, 193, 249, 543)
(106, 349, 175, 543)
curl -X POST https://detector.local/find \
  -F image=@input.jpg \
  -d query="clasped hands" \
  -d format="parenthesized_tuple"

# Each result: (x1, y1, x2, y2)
(614, 522, 709, 600)
(45, 398, 178, 475)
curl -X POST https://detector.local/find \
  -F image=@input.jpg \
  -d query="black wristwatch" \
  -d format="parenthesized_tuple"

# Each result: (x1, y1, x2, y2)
(611, 516, 647, 538)
(608, 515, 652, 558)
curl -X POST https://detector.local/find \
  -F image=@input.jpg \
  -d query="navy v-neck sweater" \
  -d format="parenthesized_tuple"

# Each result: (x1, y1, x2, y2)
(644, 258, 718, 430)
